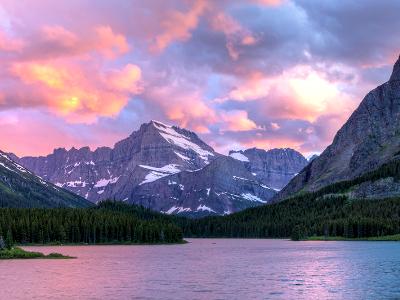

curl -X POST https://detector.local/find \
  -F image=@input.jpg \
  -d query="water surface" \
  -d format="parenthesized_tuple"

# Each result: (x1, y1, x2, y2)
(1, 239, 400, 299)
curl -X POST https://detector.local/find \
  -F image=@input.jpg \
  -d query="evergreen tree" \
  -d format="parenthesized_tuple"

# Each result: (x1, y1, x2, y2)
(5, 230, 13, 249)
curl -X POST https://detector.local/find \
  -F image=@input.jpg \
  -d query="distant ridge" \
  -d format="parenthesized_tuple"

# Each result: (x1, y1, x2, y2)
(15, 120, 306, 215)
(0, 150, 92, 208)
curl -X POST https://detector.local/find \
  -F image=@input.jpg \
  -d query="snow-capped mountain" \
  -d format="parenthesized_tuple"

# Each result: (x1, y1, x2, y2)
(0, 150, 91, 208)
(19, 121, 218, 204)
(229, 148, 308, 191)
(131, 156, 277, 216)
(17, 120, 307, 215)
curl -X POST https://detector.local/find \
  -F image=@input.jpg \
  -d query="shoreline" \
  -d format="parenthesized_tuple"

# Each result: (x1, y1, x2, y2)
(0, 247, 75, 260)
(306, 234, 400, 241)
(19, 240, 189, 247)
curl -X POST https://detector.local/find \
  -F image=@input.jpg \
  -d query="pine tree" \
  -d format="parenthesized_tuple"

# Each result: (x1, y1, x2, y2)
(5, 229, 13, 250)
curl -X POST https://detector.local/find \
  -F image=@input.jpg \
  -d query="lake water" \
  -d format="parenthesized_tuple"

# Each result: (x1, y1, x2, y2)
(1, 239, 400, 299)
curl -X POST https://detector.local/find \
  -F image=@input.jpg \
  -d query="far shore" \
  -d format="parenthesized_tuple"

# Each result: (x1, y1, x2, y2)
(306, 234, 400, 241)
(19, 240, 189, 247)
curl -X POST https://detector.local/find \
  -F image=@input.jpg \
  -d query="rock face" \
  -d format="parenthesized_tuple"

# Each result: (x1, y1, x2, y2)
(0, 151, 91, 208)
(276, 55, 400, 201)
(229, 148, 308, 191)
(17, 120, 306, 215)
(19, 121, 218, 204)
(131, 156, 276, 215)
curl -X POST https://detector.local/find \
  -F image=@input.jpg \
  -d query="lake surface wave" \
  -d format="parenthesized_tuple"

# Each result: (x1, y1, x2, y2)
(1, 239, 400, 299)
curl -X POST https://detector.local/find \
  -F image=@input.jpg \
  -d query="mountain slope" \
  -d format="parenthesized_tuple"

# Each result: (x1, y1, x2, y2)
(131, 156, 277, 216)
(0, 151, 92, 208)
(19, 120, 218, 204)
(17, 121, 306, 215)
(276, 55, 400, 201)
(229, 148, 308, 191)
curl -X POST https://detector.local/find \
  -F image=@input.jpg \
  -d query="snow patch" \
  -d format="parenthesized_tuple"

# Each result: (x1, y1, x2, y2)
(197, 205, 216, 213)
(66, 180, 88, 188)
(229, 152, 249, 162)
(139, 164, 181, 185)
(94, 176, 120, 188)
(241, 193, 267, 203)
(233, 176, 250, 181)
(174, 151, 190, 161)
(163, 206, 192, 215)
(153, 122, 214, 162)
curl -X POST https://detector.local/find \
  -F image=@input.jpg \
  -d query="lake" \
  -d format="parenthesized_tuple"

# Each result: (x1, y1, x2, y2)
(1, 239, 400, 299)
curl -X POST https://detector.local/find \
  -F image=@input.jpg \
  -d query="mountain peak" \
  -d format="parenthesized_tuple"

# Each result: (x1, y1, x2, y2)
(390, 55, 400, 81)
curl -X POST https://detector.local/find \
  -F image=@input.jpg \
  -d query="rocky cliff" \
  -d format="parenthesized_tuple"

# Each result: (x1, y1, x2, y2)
(276, 55, 400, 201)
(229, 148, 308, 191)
(17, 120, 306, 215)
(0, 151, 91, 208)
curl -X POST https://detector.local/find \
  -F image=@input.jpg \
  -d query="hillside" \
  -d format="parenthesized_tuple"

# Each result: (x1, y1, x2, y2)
(276, 55, 400, 201)
(177, 159, 400, 239)
(0, 151, 92, 208)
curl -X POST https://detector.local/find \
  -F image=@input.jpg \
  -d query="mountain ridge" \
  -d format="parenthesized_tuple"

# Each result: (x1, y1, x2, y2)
(0, 150, 92, 208)
(15, 120, 307, 215)
(275, 55, 400, 201)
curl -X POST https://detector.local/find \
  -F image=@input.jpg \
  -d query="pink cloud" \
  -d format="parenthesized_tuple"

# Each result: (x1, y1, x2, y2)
(151, 0, 208, 53)
(0, 30, 24, 52)
(210, 12, 257, 60)
(9, 61, 142, 123)
(220, 110, 258, 132)
(94, 25, 130, 58)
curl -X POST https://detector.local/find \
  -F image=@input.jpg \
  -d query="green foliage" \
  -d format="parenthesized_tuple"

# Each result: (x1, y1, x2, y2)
(175, 159, 400, 239)
(0, 247, 73, 259)
(0, 201, 183, 245)
(291, 225, 307, 241)
(0, 236, 5, 250)
(0, 159, 92, 209)
(5, 229, 13, 249)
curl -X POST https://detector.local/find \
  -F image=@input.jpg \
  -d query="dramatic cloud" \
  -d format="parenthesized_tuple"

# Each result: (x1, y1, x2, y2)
(0, 0, 398, 156)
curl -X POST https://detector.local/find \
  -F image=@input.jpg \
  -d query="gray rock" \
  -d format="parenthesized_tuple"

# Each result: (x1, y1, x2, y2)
(131, 156, 277, 216)
(18, 120, 218, 204)
(229, 148, 308, 191)
(275, 55, 400, 201)
(0, 150, 91, 208)
(16, 120, 306, 215)
(349, 177, 400, 200)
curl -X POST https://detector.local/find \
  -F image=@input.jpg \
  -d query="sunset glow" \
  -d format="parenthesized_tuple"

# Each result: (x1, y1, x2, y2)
(0, 0, 398, 156)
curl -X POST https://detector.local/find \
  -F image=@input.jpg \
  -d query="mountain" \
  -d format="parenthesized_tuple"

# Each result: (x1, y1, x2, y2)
(0, 151, 92, 208)
(276, 55, 400, 201)
(16, 120, 306, 215)
(19, 120, 218, 203)
(229, 148, 308, 191)
(130, 156, 276, 216)
(307, 154, 319, 162)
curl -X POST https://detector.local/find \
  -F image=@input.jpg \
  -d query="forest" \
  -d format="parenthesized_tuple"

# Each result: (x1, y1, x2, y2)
(2, 158, 400, 244)
(0, 201, 183, 245)
(175, 158, 400, 239)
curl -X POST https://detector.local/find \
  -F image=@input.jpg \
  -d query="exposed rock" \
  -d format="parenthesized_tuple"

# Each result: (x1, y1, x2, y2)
(18, 120, 218, 204)
(16, 120, 306, 215)
(276, 55, 400, 201)
(0, 151, 91, 208)
(229, 148, 308, 191)
(349, 177, 400, 200)
(131, 156, 276, 216)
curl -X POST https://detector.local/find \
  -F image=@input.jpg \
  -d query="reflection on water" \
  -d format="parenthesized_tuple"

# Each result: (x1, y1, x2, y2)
(1, 239, 400, 299)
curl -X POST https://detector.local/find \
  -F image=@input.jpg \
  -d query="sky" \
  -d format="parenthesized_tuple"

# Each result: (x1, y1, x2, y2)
(0, 0, 399, 157)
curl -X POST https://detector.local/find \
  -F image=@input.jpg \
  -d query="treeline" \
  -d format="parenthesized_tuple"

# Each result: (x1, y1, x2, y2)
(175, 158, 400, 239)
(176, 195, 400, 239)
(0, 201, 183, 245)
